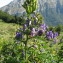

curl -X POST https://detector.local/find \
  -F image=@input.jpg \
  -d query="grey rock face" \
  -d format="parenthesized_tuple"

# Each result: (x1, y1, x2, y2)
(38, 0, 63, 25)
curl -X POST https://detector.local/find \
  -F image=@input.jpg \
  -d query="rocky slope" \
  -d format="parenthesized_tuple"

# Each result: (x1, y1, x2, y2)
(0, 0, 63, 26)
(38, 0, 63, 25)
(0, 0, 25, 16)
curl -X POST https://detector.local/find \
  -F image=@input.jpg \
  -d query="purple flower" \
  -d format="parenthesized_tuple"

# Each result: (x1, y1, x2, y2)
(40, 24, 47, 29)
(49, 31, 54, 38)
(46, 31, 58, 40)
(31, 28, 37, 37)
(46, 32, 51, 39)
(47, 36, 51, 40)
(15, 32, 22, 39)
(46, 31, 49, 36)
(38, 30, 43, 36)
(46, 31, 54, 39)
(39, 23, 48, 33)
(53, 32, 58, 38)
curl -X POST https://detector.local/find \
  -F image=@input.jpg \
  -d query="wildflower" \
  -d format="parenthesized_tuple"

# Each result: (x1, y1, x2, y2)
(53, 32, 58, 38)
(15, 32, 22, 40)
(38, 30, 43, 36)
(46, 31, 53, 40)
(48, 31, 54, 38)
(31, 28, 37, 37)
(46, 31, 58, 40)
(39, 23, 48, 33)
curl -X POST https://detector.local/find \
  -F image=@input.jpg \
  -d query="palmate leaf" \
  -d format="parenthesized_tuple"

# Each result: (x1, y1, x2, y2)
(22, 0, 38, 14)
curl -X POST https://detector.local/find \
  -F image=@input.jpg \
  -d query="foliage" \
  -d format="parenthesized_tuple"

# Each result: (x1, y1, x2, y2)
(57, 41, 63, 63)
(0, 10, 15, 23)
(0, 10, 26, 25)
(55, 25, 61, 35)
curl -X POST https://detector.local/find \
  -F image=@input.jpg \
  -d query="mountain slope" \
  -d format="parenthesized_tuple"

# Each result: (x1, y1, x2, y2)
(38, 0, 63, 26)
(0, 0, 25, 16)
(0, 0, 63, 26)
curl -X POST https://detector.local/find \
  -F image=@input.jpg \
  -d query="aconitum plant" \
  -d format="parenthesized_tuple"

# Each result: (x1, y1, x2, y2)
(15, 0, 59, 62)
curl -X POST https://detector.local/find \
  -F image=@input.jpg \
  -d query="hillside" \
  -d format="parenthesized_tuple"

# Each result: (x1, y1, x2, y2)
(0, 20, 19, 41)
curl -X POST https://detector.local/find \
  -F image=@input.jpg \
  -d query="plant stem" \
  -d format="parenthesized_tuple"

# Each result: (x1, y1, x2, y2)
(25, 35, 28, 60)
(25, 42, 27, 60)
